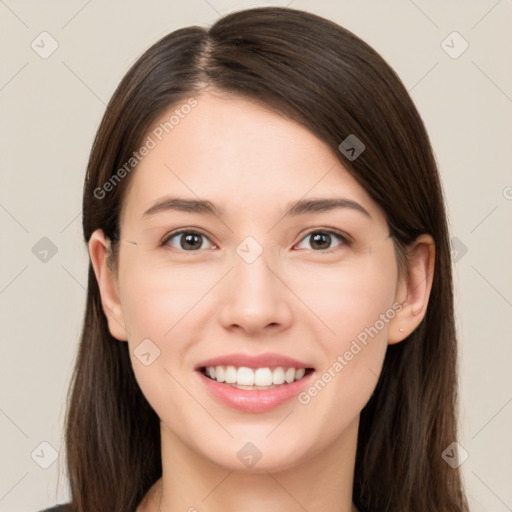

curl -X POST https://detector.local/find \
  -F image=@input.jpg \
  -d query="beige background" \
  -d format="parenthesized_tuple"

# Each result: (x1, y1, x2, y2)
(1, 1, 511, 511)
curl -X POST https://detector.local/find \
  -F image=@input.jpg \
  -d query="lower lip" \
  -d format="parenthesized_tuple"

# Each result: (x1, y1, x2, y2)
(196, 369, 315, 413)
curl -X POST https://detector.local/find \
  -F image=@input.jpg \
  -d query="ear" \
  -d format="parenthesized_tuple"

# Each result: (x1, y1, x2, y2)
(388, 234, 435, 344)
(88, 229, 128, 341)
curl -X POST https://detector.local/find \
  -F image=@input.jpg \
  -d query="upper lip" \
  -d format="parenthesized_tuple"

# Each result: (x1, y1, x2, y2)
(195, 352, 315, 370)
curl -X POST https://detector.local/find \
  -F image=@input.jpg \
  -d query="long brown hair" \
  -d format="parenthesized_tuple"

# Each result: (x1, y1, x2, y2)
(63, 7, 469, 511)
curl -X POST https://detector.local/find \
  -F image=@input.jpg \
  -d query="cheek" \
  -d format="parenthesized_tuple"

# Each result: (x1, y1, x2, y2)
(118, 259, 216, 338)
(117, 260, 226, 403)
(117, 265, 199, 416)
(290, 256, 397, 340)
(291, 254, 398, 412)
(303, 258, 397, 407)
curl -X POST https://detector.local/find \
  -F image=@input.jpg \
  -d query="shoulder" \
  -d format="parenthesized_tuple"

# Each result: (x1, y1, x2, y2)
(37, 505, 72, 512)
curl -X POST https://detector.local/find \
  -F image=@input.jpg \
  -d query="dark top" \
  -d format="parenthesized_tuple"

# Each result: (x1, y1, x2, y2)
(38, 505, 72, 512)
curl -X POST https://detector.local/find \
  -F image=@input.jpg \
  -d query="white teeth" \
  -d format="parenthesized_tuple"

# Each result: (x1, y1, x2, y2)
(295, 368, 306, 380)
(273, 367, 285, 385)
(285, 367, 296, 383)
(202, 365, 310, 387)
(237, 366, 255, 386)
(254, 368, 272, 386)
(224, 365, 235, 383)
(216, 366, 225, 383)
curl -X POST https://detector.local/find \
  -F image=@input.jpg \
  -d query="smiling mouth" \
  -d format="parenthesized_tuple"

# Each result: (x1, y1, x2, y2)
(199, 366, 315, 390)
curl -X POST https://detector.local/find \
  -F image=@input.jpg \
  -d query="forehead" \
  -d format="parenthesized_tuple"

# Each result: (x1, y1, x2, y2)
(120, 92, 387, 230)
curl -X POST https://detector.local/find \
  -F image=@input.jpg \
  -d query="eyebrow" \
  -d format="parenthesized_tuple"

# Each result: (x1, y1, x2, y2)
(143, 196, 372, 220)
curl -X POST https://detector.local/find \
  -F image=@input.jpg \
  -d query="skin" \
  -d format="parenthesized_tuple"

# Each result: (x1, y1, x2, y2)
(89, 90, 435, 512)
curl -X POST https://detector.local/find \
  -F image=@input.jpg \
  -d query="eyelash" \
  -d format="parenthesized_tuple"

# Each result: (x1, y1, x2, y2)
(160, 228, 351, 254)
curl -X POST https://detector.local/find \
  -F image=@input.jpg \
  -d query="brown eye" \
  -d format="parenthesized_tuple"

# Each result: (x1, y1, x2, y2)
(162, 231, 214, 251)
(295, 230, 349, 252)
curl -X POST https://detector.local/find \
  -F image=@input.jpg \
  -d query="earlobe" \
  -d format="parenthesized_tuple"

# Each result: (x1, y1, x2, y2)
(388, 234, 435, 344)
(88, 229, 128, 341)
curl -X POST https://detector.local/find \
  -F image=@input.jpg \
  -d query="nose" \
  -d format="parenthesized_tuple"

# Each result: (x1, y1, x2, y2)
(218, 251, 293, 336)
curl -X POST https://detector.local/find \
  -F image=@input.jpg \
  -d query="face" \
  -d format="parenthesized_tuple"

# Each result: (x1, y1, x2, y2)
(98, 91, 408, 473)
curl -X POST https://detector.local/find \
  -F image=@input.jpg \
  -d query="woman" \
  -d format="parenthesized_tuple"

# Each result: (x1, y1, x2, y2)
(41, 6, 469, 512)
